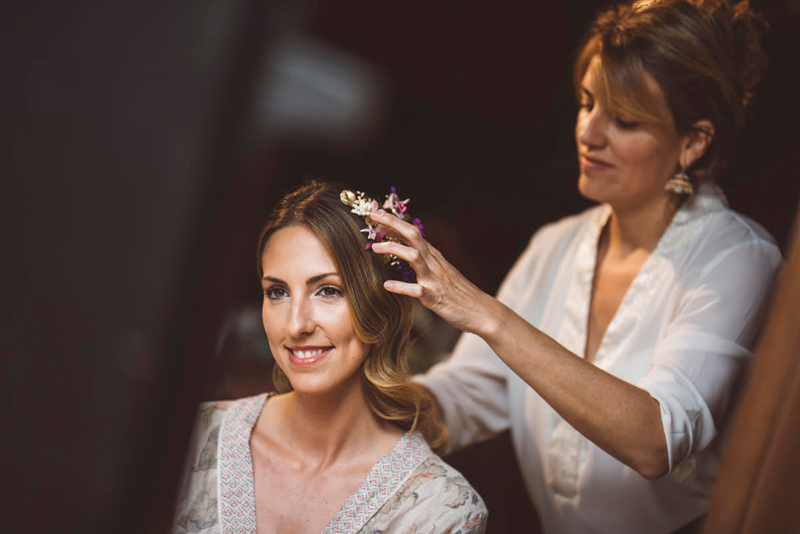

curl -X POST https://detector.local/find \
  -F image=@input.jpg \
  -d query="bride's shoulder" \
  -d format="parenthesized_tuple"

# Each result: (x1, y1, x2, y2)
(364, 447, 488, 533)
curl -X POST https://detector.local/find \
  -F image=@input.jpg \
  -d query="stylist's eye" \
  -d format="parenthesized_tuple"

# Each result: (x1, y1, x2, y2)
(615, 117, 639, 129)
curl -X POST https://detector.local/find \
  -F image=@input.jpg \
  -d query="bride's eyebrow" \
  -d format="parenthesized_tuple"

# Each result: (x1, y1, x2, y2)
(307, 272, 339, 284)
(261, 273, 339, 285)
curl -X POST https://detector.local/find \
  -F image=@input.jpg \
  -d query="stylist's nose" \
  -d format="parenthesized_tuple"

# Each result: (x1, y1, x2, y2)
(287, 297, 315, 338)
(578, 108, 607, 149)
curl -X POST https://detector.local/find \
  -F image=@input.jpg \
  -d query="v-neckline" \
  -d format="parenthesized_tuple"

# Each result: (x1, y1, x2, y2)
(545, 185, 730, 497)
(569, 184, 728, 368)
(564, 203, 663, 367)
(583, 215, 654, 363)
(217, 393, 433, 534)
(583, 207, 670, 366)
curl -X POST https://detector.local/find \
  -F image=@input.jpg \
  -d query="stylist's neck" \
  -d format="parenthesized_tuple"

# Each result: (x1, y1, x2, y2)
(607, 193, 683, 254)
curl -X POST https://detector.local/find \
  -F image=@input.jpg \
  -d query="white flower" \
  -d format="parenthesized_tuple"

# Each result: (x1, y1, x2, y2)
(351, 198, 375, 217)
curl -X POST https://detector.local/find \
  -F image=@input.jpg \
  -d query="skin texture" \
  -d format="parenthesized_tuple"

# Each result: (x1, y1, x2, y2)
(577, 56, 685, 228)
(253, 225, 403, 533)
(369, 56, 713, 480)
(260, 224, 370, 396)
(578, 56, 695, 363)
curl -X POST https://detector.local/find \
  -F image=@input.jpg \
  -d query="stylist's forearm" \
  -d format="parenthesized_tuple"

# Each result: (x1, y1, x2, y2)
(477, 297, 669, 479)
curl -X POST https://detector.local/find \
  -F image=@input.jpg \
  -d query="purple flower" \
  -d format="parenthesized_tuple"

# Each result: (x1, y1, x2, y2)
(397, 260, 417, 283)
(411, 218, 425, 237)
(364, 231, 386, 250)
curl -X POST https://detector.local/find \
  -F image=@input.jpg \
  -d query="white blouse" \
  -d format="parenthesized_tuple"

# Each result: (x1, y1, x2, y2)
(417, 184, 781, 534)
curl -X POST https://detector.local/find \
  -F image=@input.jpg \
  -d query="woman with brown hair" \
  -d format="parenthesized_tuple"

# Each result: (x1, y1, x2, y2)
(172, 181, 487, 534)
(369, 0, 781, 532)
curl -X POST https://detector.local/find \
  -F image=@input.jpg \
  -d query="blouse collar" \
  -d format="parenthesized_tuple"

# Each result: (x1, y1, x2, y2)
(571, 183, 729, 365)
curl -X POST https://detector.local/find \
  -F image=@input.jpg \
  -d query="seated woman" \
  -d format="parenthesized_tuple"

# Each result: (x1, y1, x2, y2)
(172, 181, 487, 534)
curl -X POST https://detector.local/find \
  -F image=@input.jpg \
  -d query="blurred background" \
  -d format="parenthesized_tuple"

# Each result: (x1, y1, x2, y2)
(3, 0, 798, 532)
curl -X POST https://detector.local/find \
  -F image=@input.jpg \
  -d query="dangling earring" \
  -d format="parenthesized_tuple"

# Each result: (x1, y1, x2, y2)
(665, 168, 693, 195)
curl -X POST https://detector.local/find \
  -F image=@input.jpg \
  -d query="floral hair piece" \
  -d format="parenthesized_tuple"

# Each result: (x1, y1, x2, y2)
(340, 187, 424, 283)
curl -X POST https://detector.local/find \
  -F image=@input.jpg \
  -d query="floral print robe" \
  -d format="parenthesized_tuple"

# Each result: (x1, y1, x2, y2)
(173, 393, 487, 534)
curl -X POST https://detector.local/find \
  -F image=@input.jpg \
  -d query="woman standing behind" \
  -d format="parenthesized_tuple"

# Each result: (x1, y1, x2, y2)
(368, 1, 781, 532)
(173, 181, 487, 534)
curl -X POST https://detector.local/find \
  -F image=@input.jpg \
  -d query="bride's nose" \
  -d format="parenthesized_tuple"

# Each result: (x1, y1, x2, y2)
(287, 297, 315, 338)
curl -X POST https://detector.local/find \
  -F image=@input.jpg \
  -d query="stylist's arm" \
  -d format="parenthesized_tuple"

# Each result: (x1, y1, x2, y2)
(370, 208, 668, 479)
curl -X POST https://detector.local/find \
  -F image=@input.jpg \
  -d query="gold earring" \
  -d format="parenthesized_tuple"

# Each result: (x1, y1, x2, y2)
(665, 168, 693, 195)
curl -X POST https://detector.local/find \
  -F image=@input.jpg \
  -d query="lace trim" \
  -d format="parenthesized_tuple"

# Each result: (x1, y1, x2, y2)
(322, 432, 432, 534)
(217, 393, 433, 534)
(217, 393, 269, 534)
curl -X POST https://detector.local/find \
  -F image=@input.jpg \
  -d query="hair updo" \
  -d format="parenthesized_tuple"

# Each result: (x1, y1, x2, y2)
(574, 0, 768, 182)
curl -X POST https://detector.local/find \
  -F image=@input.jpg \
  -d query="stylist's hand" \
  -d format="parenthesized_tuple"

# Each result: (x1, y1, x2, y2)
(369, 209, 499, 336)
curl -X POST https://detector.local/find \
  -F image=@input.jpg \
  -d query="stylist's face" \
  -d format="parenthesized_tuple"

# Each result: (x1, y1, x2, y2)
(260, 225, 370, 396)
(575, 56, 684, 212)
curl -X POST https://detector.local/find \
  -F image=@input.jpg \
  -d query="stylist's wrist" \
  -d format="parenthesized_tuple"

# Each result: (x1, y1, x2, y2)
(469, 293, 505, 340)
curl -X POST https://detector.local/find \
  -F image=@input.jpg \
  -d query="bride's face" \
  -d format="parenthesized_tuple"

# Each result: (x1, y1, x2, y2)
(260, 225, 370, 396)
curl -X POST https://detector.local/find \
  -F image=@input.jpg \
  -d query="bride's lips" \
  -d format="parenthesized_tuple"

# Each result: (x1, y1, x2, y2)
(287, 346, 332, 366)
(579, 154, 614, 173)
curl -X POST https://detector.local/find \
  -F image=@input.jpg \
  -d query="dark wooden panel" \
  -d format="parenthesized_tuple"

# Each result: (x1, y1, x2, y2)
(702, 203, 800, 533)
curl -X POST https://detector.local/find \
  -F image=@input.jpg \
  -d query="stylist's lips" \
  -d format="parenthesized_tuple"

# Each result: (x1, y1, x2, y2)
(580, 154, 613, 173)
(288, 346, 331, 366)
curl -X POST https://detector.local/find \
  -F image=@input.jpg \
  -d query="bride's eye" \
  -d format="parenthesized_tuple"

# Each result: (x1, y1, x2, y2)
(264, 286, 289, 300)
(317, 285, 344, 299)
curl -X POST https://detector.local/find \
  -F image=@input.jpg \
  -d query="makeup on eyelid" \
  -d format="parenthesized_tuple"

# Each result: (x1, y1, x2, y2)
(259, 225, 371, 395)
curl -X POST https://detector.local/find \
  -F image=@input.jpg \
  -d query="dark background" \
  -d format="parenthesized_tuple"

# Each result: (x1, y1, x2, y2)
(3, 0, 798, 532)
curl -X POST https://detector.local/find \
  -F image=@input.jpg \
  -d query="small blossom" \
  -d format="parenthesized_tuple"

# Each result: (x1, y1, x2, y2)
(392, 260, 417, 283)
(351, 198, 375, 217)
(364, 231, 386, 250)
(383, 186, 410, 218)
(342, 186, 419, 283)
(361, 225, 377, 240)
(394, 199, 408, 216)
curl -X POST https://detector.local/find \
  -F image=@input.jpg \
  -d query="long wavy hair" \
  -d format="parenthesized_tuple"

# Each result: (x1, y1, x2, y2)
(256, 180, 448, 453)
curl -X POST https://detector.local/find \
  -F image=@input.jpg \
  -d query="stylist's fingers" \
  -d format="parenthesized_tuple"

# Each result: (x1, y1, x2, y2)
(367, 209, 493, 334)
(382, 278, 425, 299)
(370, 240, 432, 278)
(369, 210, 429, 251)
(372, 240, 448, 315)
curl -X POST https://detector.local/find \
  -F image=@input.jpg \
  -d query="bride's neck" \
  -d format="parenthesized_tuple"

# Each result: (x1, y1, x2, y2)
(269, 384, 389, 467)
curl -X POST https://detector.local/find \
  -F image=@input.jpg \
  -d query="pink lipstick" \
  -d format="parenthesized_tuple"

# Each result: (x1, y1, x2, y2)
(287, 346, 332, 366)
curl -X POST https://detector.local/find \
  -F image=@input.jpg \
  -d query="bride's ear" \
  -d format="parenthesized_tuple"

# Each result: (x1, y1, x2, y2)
(680, 119, 714, 169)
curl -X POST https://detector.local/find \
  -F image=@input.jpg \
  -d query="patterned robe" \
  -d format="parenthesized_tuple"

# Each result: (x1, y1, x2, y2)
(173, 393, 488, 534)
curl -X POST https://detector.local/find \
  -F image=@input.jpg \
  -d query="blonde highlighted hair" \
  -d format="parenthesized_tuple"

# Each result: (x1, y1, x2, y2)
(574, 0, 768, 182)
(256, 180, 448, 453)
